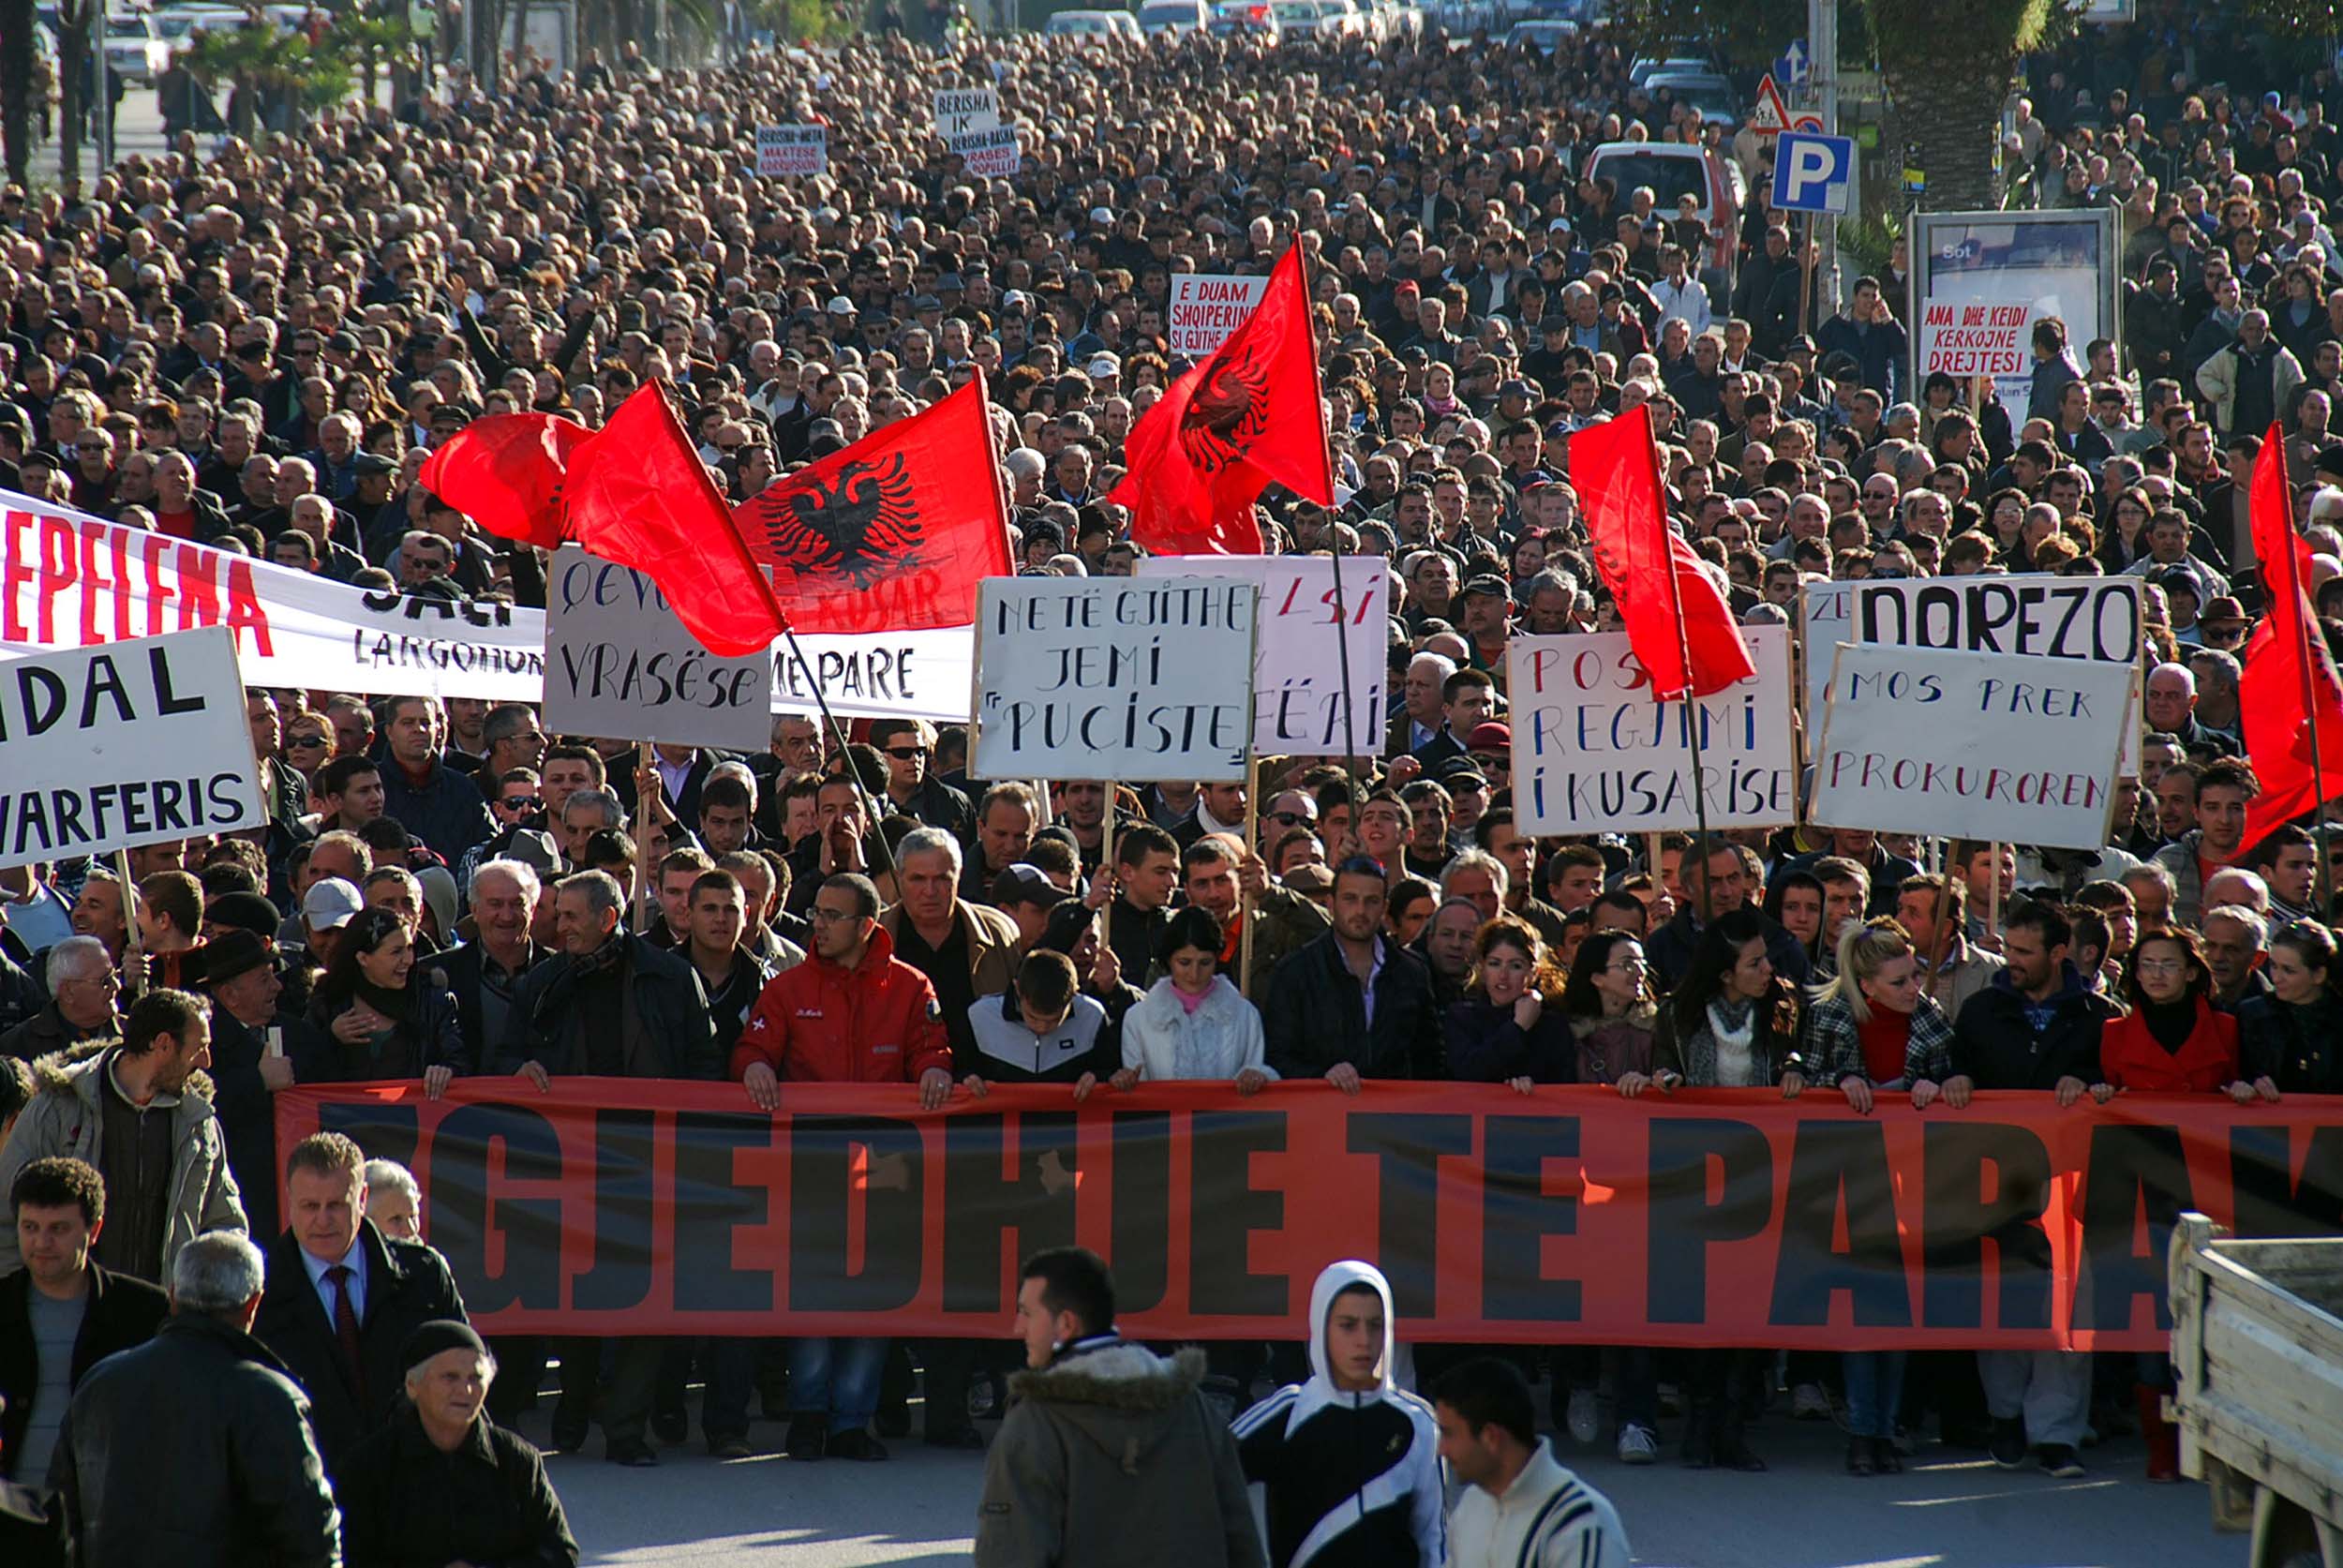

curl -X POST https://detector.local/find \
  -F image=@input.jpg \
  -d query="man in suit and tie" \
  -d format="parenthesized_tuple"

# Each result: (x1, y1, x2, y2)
(251, 1132, 466, 1481)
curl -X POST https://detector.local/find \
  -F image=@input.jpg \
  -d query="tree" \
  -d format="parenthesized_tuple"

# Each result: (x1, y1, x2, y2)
(0, 0, 33, 187)
(55, 0, 96, 181)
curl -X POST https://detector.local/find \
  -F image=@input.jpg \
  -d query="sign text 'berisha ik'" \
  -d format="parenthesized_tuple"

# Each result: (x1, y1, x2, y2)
(973, 576, 1257, 782)
(0, 626, 265, 866)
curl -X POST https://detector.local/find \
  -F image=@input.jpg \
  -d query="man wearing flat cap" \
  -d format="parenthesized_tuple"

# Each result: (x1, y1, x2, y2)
(199, 927, 317, 1239)
(336, 1320, 577, 1568)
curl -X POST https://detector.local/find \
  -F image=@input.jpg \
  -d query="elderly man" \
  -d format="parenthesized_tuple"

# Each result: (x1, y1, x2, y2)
(1387, 651, 1456, 757)
(436, 859, 546, 1075)
(0, 938, 118, 1063)
(337, 1320, 577, 1568)
(2142, 662, 2241, 757)
(51, 1232, 339, 1568)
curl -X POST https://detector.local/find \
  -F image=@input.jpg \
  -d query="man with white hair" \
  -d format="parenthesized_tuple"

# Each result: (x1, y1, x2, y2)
(0, 938, 118, 1062)
(436, 859, 546, 1076)
(1388, 651, 1457, 756)
(52, 1231, 340, 1568)
(2142, 662, 2239, 757)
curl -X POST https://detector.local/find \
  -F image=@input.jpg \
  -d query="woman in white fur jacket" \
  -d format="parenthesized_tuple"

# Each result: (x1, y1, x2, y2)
(1112, 907, 1276, 1092)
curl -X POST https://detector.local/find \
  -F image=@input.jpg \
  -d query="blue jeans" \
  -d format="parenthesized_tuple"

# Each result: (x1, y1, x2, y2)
(789, 1337, 888, 1432)
(1843, 1350, 1909, 1439)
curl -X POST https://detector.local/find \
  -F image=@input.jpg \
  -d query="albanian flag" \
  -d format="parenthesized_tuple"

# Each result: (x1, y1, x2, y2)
(1109, 245, 1334, 555)
(733, 372, 1011, 635)
(2239, 426, 2343, 847)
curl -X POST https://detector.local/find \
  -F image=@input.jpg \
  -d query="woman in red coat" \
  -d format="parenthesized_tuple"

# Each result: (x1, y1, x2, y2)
(2092, 925, 2246, 1484)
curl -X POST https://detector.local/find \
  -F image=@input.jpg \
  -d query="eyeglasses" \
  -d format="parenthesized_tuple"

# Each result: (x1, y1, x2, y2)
(809, 904, 858, 924)
(2136, 958, 2189, 976)
(1267, 811, 1314, 828)
(498, 795, 544, 811)
(64, 972, 121, 993)
(286, 735, 329, 751)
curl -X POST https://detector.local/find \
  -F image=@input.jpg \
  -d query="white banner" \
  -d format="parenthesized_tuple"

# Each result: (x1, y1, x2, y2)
(972, 576, 1257, 782)
(755, 125, 828, 176)
(1508, 626, 1797, 835)
(0, 627, 265, 868)
(0, 491, 976, 723)
(545, 547, 773, 750)
(1801, 575, 2142, 770)
(1167, 273, 1272, 357)
(1139, 554, 1390, 755)
(1809, 644, 2130, 849)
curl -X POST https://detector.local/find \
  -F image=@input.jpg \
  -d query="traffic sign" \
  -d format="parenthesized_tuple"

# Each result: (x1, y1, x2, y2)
(1751, 73, 1792, 136)
(1771, 129, 1857, 216)
(1773, 40, 1811, 86)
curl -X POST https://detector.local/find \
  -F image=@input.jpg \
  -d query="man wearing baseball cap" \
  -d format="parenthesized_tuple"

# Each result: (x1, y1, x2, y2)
(1456, 575, 1515, 695)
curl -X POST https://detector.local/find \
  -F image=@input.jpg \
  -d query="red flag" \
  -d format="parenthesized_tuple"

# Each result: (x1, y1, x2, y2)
(560, 385, 785, 657)
(732, 374, 1011, 635)
(417, 413, 592, 551)
(1570, 405, 1754, 700)
(2240, 426, 2343, 846)
(1107, 246, 1333, 555)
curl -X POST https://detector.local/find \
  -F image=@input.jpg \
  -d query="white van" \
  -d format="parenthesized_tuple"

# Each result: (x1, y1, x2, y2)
(1137, 0, 1209, 30)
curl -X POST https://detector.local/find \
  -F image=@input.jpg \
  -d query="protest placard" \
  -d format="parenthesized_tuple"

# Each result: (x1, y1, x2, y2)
(1168, 273, 1272, 357)
(1802, 575, 2142, 769)
(1139, 554, 1389, 754)
(972, 576, 1257, 781)
(0, 490, 977, 722)
(1918, 297, 2034, 378)
(946, 124, 1022, 178)
(1809, 643, 2133, 848)
(755, 125, 828, 176)
(933, 86, 999, 137)
(544, 547, 774, 750)
(1508, 625, 1796, 835)
(0, 626, 265, 867)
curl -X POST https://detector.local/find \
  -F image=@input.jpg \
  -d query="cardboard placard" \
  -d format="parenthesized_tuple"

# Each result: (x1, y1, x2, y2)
(755, 125, 828, 177)
(1168, 272, 1272, 357)
(544, 547, 774, 751)
(1138, 554, 1389, 754)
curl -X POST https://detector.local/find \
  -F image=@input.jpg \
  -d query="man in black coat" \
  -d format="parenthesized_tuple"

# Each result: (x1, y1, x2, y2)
(1646, 840, 1813, 992)
(52, 1232, 340, 1568)
(1261, 858, 1446, 1085)
(198, 930, 317, 1241)
(252, 1132, 468, 1480)
(0, 1159, 167, 1481)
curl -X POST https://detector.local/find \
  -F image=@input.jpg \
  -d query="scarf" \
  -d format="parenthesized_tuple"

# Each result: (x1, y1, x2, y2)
(2141, 995, 2199, 1053)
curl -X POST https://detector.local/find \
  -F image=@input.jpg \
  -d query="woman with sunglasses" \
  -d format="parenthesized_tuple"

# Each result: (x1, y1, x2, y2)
(303, 907, 466, 1097)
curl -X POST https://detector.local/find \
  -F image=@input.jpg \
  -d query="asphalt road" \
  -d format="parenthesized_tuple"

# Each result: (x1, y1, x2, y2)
(522, 1380, 2243, 1567)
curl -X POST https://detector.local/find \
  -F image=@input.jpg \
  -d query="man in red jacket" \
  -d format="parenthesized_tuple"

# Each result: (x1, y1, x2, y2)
(731, 872, 950, 1462)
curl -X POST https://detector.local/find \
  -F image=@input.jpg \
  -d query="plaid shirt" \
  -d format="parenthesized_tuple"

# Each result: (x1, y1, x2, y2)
(1800, 992, 1956, 1087)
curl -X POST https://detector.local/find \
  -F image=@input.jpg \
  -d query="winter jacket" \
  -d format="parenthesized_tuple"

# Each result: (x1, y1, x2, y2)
(1653, 978, 1803, 1087)
(1231, 1261, 1444, 1568)
(2195, 338, 2306, 436)
(2097, 998, 2239, 1094)
(378, 757, 498, 868)
(2152, 831, 2227, 927)
(251, 1219, 468, 1478)
(963, 991, 1116, 1083)
(1444, 1439, 1630, 1568)
(1120, 976, 1273, 1083)
(204, 1008, 322, 1240)
(300, 980, 465, 1084)
(1444, 993, 1578, 1083)
(0, 1264, 167, 1480)
(337, 1405, 576, 1568)
(1260, 932, 1445, 1083)
(881, 900, 1022, 1004)
(1801, 992, 1956, 1087)
(732, 925, 950, 1084)
(0, 1046, 247, 1280)
(1948, 964, 2116, 1090)
(2236, 993, 2343, 1094)
(496, 932, 721, 1082)
(1645, 908, 1812, 993)
(0, 1002, 112, 1063)
(975, 1338, 1263, 1568)
(49, 1313, 340, 1568)
(1922, 933, 2007, 1021)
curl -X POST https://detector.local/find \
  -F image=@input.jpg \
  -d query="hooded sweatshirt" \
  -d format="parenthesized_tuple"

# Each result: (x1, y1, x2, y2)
(1231, 1261, 1444, 1568)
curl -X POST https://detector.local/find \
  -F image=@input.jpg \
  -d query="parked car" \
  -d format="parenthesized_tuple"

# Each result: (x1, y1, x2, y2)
(1207, 0, 1276, 33)
(1642, 67, 1740, 130)
(99, 12, 172, 83)
(1504, 18, 1577, 52)
(1266, 0, 1319, 37)
(1044, 7, 1142, 36)
(1627, 51, 1713, 85)
(1137, 0, 1210, 30)
(1312, 0, 1366, 37)
(1581, 140, 1745, 276)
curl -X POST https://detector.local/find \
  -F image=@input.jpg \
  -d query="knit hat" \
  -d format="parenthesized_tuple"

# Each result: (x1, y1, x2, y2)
(400, 1319, 487, 1376)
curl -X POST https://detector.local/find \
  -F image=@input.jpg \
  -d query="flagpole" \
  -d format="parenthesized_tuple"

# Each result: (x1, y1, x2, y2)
(1647, 409, 1717, 926)
(1297, 243, 1357, 783)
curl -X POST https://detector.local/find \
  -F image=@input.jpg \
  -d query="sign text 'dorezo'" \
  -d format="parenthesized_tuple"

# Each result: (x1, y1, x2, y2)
(0, 626, 264, 866)
(972, 576, 1256, 781)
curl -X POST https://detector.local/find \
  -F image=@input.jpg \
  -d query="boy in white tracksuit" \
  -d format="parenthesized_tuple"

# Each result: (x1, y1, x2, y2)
(1432, 1356, 1630, 1568)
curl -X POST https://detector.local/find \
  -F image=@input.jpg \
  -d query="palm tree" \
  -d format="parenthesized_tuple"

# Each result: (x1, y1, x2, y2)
(1872, 0, 2073, 213)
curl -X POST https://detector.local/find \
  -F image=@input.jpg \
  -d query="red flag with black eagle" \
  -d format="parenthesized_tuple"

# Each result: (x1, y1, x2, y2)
(732, 373, 1012, 635)
(1107, 245, 1334, 555)
(1568, 403, 1755, 701)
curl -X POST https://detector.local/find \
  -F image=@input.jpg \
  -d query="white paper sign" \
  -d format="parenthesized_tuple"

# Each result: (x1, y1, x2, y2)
(1801, 575, 2142, 770)
(0, 626, 265, 867)
(755, 124, 828, 176)
(946, 124, 1022, 177)
(1918, 297, 2037, 379)
(973, 576, 1258, 782)
(1809, 644, 2132, 849)
(1139, 554, 1390, 754)
(544, 547, 774, 750)
(1168, 273, 1272, 357)
(933, 86, 999, 137)
(1508, 625, 1797, 835)
(0, 490, 978, 722)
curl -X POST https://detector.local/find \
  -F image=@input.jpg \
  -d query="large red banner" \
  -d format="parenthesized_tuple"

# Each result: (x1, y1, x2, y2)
(274, 1082, 2343, 1351)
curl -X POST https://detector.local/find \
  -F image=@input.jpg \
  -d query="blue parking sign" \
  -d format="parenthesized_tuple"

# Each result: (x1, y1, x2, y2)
(1771, 130, 1856, 217)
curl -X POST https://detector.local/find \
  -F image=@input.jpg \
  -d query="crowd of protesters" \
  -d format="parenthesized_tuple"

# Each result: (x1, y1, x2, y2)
(0, 0, 2340, 1562)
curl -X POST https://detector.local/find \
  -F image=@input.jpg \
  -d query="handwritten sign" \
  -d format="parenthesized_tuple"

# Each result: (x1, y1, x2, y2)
(1801, 575, 2142, 771)
(1507, 626, 1796, 835)
(1918, 297, 2034, 378)
(755, 124, 828, 177)
(0, 626, 264, 867)
(1140, 554, 1390, 754)
(1168, 273, 1272, 357)
(972, 577, 1257, 781)
(947, 125, 1021, 177)
(1810, 644, 2132, 849)
(545, 547, 774, 750)
(933, 86, 999, 138)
